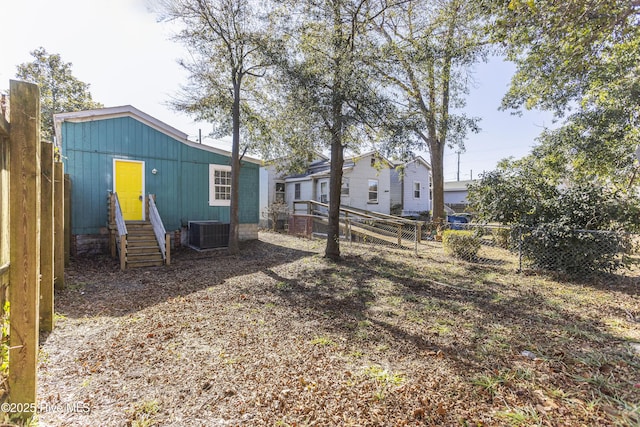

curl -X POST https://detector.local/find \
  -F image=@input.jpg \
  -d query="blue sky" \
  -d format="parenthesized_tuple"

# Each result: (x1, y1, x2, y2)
(0, 0, 556, 181)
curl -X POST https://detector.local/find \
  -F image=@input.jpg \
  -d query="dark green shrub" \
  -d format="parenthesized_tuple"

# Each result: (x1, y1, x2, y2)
(519, 224, 635, 277)
(491, 227, 512, 249)
(442, 230, 481, 261)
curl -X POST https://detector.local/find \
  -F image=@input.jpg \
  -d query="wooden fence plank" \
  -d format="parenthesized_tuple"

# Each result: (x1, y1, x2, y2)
(40, 141, 54, 331)
(0, 98, 8, 138)
(54, 162, 65, 289)
(0, 126, 9, 308)
(8, 79, 41, 417)
(64, 173, 71, 266)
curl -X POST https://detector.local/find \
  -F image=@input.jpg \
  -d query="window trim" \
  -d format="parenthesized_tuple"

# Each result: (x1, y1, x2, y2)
(209, 164, 232, 206)
(413, 181, 421, 199)
(368, 179, 378, 204)
(341, 177, 349, 196)
(320, 181, 328, 203)
(294, 182, 301, 200)
(275, 181, 285, 203)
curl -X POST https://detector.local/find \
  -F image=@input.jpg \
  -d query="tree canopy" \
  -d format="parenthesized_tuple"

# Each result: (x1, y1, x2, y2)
(366, 0, 487, 221)
(15, 47, 102, 142)
(490, 0, 640, 188)
(266, 0, 396, 260)
(157, 0, 278, 254)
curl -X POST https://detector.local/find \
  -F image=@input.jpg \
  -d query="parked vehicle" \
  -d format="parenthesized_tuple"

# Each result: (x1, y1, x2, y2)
(447, 214, 469, 230)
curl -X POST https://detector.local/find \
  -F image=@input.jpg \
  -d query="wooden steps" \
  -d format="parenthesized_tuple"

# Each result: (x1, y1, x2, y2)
(124, 221, 163, 268)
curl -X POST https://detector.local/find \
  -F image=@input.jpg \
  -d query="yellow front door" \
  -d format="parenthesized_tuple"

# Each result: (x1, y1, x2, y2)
(115, 160, 144, 220)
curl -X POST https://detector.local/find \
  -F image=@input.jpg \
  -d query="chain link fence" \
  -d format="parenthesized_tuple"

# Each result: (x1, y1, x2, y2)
(431, 223, 639, 279)
(288, 214, 640, 279)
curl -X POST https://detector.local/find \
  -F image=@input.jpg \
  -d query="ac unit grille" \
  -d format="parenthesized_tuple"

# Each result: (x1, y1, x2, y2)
(189, 221, 230, 249)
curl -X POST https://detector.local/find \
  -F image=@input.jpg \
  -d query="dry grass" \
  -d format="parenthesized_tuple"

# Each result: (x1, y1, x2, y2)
(5, 231, 640, 426)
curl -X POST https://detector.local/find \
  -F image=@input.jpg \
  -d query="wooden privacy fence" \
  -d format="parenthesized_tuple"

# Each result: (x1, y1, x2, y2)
(0, 80, 65, 420)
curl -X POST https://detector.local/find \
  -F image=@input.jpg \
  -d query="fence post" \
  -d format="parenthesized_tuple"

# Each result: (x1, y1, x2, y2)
(63, 174, 71, 265)
(345, 218, 351, 244)
(120, 235, 127, 270)
(8, 79, 41, 418)
(0, 102, 9, 309)
(54, 161, 65, 289)
(40, 141, 54, 331)
(414, 222, 418, 255)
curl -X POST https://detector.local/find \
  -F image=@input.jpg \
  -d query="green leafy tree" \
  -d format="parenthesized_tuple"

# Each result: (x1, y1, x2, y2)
(366, 0, 487, 222)
(15, 47, 102, 142)
(269, 0, 393, 260)
(493, 0, 639, 114)
(490, 0, 640, 186)
(157, 0, 278, 254)
(468, 157, 640, 275)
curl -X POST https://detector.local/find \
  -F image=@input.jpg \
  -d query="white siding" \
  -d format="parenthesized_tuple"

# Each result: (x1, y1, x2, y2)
(389, 168, 402, 208)
(344, 154, 391, 214)
(401, 160, 431, 215)
(259, 167, 270, 227)
(286, 180, 314, 213)
(444, 190, 468, 205)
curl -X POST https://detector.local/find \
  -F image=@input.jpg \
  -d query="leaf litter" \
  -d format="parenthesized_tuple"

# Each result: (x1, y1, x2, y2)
(33, 231, 640, 426)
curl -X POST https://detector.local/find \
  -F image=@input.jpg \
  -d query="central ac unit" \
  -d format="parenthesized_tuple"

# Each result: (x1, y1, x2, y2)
(188, 221, 230, 249)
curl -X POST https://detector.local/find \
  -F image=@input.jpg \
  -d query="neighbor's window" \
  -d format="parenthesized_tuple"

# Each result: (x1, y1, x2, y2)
(368, 179, 378, 203)
(341, 177, 349, 196)
(294, 183, 301, 200)
(320, 181, 328, 203)
(209, 164, 232, 206)
(275, 182, 285, 203)
(414, 181, 421, 199)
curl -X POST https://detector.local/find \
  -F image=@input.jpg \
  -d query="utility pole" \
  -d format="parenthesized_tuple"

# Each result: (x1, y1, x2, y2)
(456, 151, 461, 181)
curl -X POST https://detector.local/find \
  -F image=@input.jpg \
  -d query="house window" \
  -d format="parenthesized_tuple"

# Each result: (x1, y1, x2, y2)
(368, 179, 378, 203)
(275, 182, 285, 203)
(294, 183, 301, 200)
(209, 164, 232, 206)
(414, 181, 421, 199)
(320, 181, 328, 203)
(341, 178, 349, 196)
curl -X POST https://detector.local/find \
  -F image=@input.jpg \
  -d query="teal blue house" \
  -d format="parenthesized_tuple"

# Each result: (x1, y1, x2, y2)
(54, 105, 260, 256)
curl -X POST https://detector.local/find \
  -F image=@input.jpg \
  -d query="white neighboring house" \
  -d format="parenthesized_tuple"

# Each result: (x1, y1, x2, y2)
(264, 151, 392, 215)
(261, 154, 328, 227)
(443, 179, 476, 212)
(390, 156, 432, 217)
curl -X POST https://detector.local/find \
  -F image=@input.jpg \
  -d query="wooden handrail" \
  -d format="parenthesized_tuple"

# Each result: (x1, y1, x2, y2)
(294, 200, 421, 225)
(148, 194, 169, 263)
(292, 200, 424, 246)
(112, 192, 127, 270)
(113, 193, 127, 236)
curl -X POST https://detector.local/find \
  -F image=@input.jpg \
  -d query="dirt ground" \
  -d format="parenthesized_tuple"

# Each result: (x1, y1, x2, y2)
(30, 232, 640, 426)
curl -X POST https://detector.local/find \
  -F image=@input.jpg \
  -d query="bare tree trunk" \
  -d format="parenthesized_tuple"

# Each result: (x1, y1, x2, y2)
(430, 142, 445, 223)
(228, 78, 241, 255)
(325, 2, 346, 261)
(325, 87, 344, 260)
(325, 132, 344, 260)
